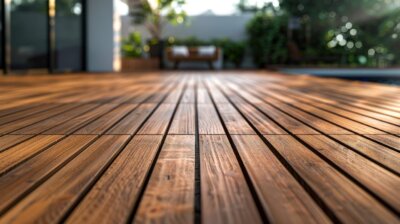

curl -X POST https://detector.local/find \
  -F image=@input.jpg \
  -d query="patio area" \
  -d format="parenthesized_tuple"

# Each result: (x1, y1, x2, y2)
(0, 71, 399, 223)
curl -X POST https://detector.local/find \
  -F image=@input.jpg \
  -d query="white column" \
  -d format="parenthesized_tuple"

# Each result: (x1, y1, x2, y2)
(86, 0, 120, 72)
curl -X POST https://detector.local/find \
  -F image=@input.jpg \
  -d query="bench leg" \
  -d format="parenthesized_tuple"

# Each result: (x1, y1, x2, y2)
(174, 61, 180, 69)
(208, 61, 214, 70)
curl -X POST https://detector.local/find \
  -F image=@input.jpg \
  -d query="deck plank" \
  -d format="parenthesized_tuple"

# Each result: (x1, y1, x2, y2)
(0, 135, 96, 214)
(107, 103, 157, 134)
(75, 104, 138, 134)
(66, 135, 163, 224)
(200, 135, 262, 224)
(0, 135, 64, 175)
(0, 72, 399, 223)
(232, 135, 330, 223)
(0, 135, 33, 152)
(0, 104, 79, 134)
(364, 134, 400, 152)
(43, 103, 118, 134)
(198, 104, 225, 134)
(169, 104, 196, 135)
(330, 134, 400, 172)
(0, 135, 129, 224)
(299, 134, 400, 212)
(12, 104, 99, 134)
(265, 135, 399, 223)
(134, 135, 195, 223)
(138, 104, 176, 134)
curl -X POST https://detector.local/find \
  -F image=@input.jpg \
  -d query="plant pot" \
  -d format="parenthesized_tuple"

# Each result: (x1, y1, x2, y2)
(148, 39, 165, 69)
(120, 58, 160, 72)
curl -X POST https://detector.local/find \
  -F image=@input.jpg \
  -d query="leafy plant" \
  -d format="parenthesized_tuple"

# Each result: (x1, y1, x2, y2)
(121, 32, 143, 58)
(213, 39, 246, 68)
(246, 13, 288, 67)
(169, 36, 210, 46)
(128, 0, 188, 40)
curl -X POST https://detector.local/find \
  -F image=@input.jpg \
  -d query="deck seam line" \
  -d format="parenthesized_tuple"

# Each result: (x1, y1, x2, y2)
(194, 76, 201, 224)
(0, 77, 179, 218)
(213, 78, 342, 223)
(224, 80, 400, 215)
(127, 77, 189, 223)
(58, 76, 183, 223)
(236, 80, 400, 165)
(203, 79, 270, 224)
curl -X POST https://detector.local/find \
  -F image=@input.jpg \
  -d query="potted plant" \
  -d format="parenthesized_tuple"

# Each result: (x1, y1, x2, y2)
(128, 0, 187, 68)
(121, 32, 159, 71)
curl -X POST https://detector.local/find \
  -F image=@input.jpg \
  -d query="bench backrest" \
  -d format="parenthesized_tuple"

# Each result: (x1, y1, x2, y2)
(166, 47, 221, 61)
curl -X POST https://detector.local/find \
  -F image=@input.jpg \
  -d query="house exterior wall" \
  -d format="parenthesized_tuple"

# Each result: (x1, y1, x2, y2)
(87, 0, 118, 72)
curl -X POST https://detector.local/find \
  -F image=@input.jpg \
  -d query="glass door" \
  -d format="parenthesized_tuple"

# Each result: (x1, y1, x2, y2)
(53, 0, 83, 72)
(0, 1, 3, 74)
(10, 0, 49, 71)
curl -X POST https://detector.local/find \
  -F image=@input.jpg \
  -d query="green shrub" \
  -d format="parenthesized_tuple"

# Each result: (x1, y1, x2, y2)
(121, 32, 143, 58)
(246, 13, 288, 67)
(169, 36, 211, 46)
(212, 38, 246, 68)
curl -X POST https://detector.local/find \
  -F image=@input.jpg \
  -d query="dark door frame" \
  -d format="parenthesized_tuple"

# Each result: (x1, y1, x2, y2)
(1, 0, 86, 75)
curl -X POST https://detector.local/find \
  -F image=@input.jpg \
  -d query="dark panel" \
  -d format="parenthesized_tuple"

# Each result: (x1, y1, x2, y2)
(54, 0, 83, 72)
(10, 0, 48, 70)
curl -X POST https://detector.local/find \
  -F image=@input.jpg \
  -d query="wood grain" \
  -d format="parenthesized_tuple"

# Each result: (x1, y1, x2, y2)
(265, 135, 399, 223)
(198, 104, 225, 134)
(232, 135, 330, 223)
(66, 135, 163, 224)
(299, 134, 400, 212)
(0, 135, 96, 213)
(75, 104, 138, 134)
(0, 135, 129, 224)
(107, 103, 157, 134)
(331, 134, 400, 172)
(169, 104, 196, 134)
(364, 134, 400, 152)
(0, 135, 63, 175)
(200, 135, 262, 224)
(0, 135, 33, 152)
(134, 135, 195, 223)
(138, 104, 176, 134)
(1, 72, 400, 223)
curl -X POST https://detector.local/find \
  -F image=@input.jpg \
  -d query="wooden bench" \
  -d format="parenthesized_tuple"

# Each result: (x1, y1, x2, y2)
(166, 47, 221, 69)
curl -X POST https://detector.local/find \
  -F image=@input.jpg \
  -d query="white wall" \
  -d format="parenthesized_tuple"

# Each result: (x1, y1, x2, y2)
(87, 0, 116, 72)
(121, 14, 253, 41)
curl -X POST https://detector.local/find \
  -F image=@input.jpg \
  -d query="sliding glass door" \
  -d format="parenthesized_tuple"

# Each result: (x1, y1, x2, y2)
(10, 0, 48, 71)
(2, 0, 85, 74)
(54, 0, 83, 72)
(0, 2, 2, 72)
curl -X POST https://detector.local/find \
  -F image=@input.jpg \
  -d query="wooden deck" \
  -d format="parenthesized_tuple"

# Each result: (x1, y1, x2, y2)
(0, 71, 399, 223)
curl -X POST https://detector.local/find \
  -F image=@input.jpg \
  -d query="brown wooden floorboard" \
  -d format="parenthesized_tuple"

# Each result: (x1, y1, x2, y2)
(0, 72, 399, 223)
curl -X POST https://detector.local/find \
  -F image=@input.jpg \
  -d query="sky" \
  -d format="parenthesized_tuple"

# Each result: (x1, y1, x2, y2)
(183, 0, 239, 15)
(182, 0, 280, 15)
(117, 0, 280, 16)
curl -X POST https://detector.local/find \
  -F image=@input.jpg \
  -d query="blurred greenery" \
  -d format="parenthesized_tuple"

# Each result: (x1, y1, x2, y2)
(246, 13, 288, 67)
(240, 0, 400, 67)
(129, 0, 187, 40)
(168, 36, 246, 67)
(213, 38, 246, 68)
(121, 32, 143, 58)
(170, 36, 209, 46)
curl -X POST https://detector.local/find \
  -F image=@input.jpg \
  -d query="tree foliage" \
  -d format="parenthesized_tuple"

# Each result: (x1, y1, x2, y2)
(242, 0, 400, 66)
(129, 0, 187, 40)
(247, 13, 288, 67)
